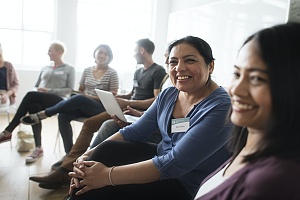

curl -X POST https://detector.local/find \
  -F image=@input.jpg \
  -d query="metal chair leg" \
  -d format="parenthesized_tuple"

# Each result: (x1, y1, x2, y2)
(6, 110, 12, 148)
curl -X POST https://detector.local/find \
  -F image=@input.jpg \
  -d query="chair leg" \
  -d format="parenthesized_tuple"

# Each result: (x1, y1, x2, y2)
(54, 129, 61, 153)
(6, 111, 12, 148)
(53, 119, 84, 153)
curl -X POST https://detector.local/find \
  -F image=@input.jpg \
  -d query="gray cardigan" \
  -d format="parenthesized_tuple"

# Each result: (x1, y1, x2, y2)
(35, 64, 75, 98)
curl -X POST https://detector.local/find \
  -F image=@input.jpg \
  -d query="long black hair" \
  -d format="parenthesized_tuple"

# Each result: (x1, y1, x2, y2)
(228, 22, 300, 161)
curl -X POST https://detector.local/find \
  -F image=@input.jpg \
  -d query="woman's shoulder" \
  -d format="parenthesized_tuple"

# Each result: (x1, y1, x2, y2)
(248, 156, 300, 177)
(211, 87, 230, 99)
(244, 157, 300, 192)
(154, 87, 178, 106)
(107, 66, 118, 74)
(198, 87, 231, 109)
(159, 86, 177, 97)
(82, 66, 93, 73)
(62, 63, 75, 69)
(3, 61, 14, 69)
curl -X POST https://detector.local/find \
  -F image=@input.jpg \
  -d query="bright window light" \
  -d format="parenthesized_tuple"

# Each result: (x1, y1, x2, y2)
(0, 0, 55, 69)
(76, 0, 155, 93)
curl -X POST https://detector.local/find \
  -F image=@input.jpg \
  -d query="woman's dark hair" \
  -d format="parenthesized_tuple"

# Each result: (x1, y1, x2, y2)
(228, 22, 300, 161)
(93, 44, 113, 64)
(168, 36, 215, 85)
(168, 36, 215, 65)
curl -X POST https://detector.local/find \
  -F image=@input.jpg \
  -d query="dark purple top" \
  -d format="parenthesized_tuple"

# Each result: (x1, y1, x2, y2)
(195, 156, 300, 200)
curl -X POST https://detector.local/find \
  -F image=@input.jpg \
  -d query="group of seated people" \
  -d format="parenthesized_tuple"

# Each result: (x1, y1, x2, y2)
(1, 22, 300, 200)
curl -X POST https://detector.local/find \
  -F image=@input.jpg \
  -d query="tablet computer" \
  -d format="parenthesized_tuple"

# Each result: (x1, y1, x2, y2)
(95, 89, 140, 123)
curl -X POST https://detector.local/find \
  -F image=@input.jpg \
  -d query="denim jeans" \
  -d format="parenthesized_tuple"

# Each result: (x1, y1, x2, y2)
(90, 119, 162, 148)
(45, 94, 106, 153)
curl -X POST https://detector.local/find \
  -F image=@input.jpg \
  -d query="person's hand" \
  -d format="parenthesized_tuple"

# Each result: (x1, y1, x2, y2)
(123, 106, 143, 117)
(0, 92, 9, 104)
(68, 154, 89, 195)
(69, 161, 109, 195)
(115, 98, 129, 110)
(36, 87, 49, 93)
(71, 90, 82, 96)
(111, 115, 130, 128)
(111, 106, 143, 128)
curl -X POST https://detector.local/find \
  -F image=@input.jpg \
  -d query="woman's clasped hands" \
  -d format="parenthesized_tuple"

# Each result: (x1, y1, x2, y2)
(68, 154, 110, 196)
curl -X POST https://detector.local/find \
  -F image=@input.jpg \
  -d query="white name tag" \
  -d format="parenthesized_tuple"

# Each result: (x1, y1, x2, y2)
(171, 117, 190, 133)
(133, 80, 138, 87)
(54, 71, 64, 75)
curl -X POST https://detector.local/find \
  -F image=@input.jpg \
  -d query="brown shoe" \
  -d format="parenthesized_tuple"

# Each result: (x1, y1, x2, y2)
(29, 170, 71, 187)
(38, 182, 68, 190)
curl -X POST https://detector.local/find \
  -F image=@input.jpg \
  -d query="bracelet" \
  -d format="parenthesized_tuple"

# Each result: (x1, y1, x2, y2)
(109, 166, 116, 186)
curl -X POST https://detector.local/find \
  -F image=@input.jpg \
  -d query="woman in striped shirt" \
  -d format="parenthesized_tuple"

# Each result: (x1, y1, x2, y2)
(21, 44, 119, 158)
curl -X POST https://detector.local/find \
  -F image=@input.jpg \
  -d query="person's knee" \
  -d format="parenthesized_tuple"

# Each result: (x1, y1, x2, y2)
(25, 91, 35, 98)
(83, 117, 96, 127)
(102, 119, 117, 128)
(58, 113, 72, 122)
(69, 94, 84, 102)
(28, 103, 42, 113)
(83, 113, 111, 131)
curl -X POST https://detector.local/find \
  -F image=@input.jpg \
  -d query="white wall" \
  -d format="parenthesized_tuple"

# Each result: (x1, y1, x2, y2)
(167, 0, 289, 87)
(56, 0, 78, 67)
(170, 0, 221, 12)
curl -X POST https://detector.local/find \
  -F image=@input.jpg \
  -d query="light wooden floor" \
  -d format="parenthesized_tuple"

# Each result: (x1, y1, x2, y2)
(0, 114, 83, 200)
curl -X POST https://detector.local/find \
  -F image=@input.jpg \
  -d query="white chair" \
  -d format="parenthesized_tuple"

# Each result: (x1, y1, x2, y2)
(54, 117, 87, 152)
(0, 104, 17, 147)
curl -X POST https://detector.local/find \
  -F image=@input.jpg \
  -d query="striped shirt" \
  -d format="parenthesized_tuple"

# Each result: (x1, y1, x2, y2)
(79, 66, 119, 97)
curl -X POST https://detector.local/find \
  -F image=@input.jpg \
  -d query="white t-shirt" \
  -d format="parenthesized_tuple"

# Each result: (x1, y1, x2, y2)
(194, 163, 230, 199)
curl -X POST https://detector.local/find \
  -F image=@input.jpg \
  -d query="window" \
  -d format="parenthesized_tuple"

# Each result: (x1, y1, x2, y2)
(0, 0, 156, 94)
(0, 0, 55, 69)
(76, 0, 155, 92)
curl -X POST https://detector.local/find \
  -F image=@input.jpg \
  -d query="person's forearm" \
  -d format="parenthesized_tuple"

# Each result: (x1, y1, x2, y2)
(85, 132, 124, 157)
(106, 132, 124, 141)
(108, 160, 160, 186)
(49, 88, 72, 96)
(116, 93, 132, 99)
(4, 90, 13, 96)
(127, 98, 155, 110)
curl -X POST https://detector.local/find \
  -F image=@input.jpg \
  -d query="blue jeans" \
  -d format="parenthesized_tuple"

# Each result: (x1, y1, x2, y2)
(90, 119, 162, 148)
(45, 94, 106, 153)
